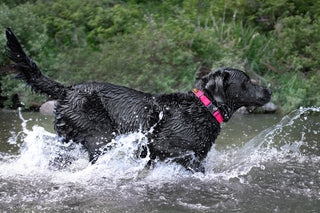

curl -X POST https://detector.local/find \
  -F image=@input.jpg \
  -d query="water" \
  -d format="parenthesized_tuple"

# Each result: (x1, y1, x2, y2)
(0, 107, 319, 212)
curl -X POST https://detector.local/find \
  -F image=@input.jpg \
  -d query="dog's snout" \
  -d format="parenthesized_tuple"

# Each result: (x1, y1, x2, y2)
(262, 88, 272, 103)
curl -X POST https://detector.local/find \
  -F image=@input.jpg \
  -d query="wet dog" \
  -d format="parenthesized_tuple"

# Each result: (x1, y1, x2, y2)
(5, 28, 271, 172)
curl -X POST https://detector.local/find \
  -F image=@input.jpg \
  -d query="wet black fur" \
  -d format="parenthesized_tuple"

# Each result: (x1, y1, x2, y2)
(5, 28, 271, 172)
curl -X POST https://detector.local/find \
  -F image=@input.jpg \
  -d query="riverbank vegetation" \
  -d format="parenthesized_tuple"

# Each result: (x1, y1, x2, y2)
(0, 0, 319, 113)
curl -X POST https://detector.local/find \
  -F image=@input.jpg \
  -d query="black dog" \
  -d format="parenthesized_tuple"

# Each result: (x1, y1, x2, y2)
(5, 28, 271, 172)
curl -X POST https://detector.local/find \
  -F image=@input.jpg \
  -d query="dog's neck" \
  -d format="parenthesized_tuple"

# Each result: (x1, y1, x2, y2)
(192, 89, 223, 123)
(192, 89, 233, 122)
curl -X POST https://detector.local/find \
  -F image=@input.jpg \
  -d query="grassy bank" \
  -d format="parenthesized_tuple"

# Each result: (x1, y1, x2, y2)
(0, 0, 319, 113)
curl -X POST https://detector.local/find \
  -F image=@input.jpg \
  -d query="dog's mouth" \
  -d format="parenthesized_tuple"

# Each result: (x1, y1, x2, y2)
(253, 88, 272, 107)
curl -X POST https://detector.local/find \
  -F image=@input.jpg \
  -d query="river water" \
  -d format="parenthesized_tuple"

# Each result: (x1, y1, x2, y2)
(0, 107, 319, 212)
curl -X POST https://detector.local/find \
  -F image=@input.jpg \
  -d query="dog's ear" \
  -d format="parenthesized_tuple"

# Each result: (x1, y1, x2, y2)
(206, 70, 229, 91)
(205, 74, 222, 92)
(194, 69, 230, 94)
(201, 70, 230, 102)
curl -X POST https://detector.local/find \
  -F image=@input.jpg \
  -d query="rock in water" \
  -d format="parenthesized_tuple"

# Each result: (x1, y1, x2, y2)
(262, 102, 277, 113)
(40, 100, 57, 115)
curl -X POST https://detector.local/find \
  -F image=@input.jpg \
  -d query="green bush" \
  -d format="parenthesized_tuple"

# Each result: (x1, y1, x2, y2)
(266, 14, 320, 112)
(34, 0, 142, 47)
(0, 74, 47, 109)
(50, 20, 199, 93)
(1, 0, 320, 113)
(0, 3, 48, 65)
(0, 3, 48, 109)
(239, 0, 320, 31)
(275, 15, 320, 73)
(308, 70, 320, 107)
(270, 72, 308, 113)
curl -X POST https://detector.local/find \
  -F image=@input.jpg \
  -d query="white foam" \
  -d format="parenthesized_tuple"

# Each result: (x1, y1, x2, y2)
(0, 107, 319, 186)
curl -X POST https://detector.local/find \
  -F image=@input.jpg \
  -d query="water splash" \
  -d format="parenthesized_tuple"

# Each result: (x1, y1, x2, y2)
(0, 107, 320, 212)
(1, 107, 320, 181)
(206, 107, 320, 183)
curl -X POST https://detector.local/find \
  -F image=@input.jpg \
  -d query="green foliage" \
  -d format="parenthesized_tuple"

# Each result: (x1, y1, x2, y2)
(50, 19, 199, 93)
(269, 14, 320, 112)
(308, 70, 320, 107)
(34, 0, 141, 47)
(207, 20, 275, 74)
(270, 72, 308, 113)
(0, 3, 48, 65)
(1, 74, 47, 109)
(0, 0, 320, 113)
(0, 0, 31, 7)
(239, 0, 320, 31)
(275, 15, 320, 73)
(0, 3, 48, 108)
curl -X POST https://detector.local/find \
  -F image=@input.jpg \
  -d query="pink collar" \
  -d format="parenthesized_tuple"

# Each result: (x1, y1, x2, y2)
(192, 89, 223, 123)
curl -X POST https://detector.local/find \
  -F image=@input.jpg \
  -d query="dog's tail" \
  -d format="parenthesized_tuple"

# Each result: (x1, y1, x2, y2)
(5, 28, 66, 99)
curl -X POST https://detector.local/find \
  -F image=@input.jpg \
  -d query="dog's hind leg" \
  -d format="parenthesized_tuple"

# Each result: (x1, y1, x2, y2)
(80, 134, 115, 164)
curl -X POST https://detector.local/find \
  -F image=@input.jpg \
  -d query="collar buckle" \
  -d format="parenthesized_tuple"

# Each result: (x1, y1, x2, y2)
(192, 89, 223, 123)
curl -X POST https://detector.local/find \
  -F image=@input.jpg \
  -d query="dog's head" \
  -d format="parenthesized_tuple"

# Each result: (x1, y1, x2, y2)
(195, 68, 272, 117)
